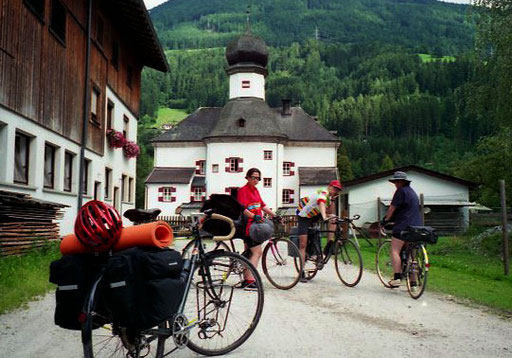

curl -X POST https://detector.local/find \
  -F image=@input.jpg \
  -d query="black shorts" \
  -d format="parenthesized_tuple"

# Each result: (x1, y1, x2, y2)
(243, 235, 262, 249)
(297, 215, 321, 236)
(392, 232, 403, 240)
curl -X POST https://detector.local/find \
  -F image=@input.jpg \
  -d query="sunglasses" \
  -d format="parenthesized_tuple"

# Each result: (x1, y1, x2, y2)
(249, 176, 261, 181)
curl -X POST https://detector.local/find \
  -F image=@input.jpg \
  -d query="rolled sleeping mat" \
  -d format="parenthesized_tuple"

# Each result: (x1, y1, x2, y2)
(60, 221, 174, 255)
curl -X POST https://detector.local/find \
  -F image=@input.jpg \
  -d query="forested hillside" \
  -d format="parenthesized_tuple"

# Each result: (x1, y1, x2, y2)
(136, 0, 512, 208)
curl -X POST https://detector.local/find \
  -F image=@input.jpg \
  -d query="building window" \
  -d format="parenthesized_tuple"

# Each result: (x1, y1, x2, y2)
(242, 80, 250, 88)
(263, 178, 272, 188)
(159, 187, 176, 202)
(24, 0, 45, 21)
(282, 189, 295, 204)
(96, 17, 104, 47)
(14, 133, 30, 185)
(64, 152, 73, 192)
(111, 40, 119, 69)
(129, 177, 134, 202)
(105, 167, 112, 198)
(193, 187, 204, 202)
(212, 164, 219, 173)
(283, 161, 295, 176)
(82, 159, 90, 195)
(50, 0, 66, 44)
(107, 100, 114, 130)
(127, 66, 133, 89)
(196, 160, 205, 175)
(225, 157, 243, 173)
(123, 115, 129, 139)
(94, 181, 101, 200)
(121, 174, 127, 202)
(44, 144, 56, 189)
(91, 86, 100, 125)
(264, 150, 272, 160)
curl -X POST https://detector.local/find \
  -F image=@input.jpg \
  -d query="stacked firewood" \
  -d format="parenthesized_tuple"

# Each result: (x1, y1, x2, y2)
(0, 190, 67, 256)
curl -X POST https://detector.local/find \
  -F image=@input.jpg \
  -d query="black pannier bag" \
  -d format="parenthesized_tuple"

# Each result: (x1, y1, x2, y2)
(49, 254, 107, 330)
(105, 247, 186, 331)
(288, 227, 300, 257)
(307, 227, 322, 256)
(401, 226, 438, 244)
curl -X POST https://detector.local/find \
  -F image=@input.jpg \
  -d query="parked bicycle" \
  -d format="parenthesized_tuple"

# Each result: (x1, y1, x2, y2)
(376, 225, 436, 299)
(182, 216, 303, 290)
(81, 208, 264, 357)
(298, 215, 363, 287)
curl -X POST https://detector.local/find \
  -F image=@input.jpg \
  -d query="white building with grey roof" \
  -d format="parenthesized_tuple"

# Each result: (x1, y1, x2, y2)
(146, 30, 340, 215)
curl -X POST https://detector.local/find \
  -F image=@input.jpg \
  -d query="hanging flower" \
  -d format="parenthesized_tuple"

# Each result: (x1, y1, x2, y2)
(123, 140, 140, 158)
(106, 129, 126, 148)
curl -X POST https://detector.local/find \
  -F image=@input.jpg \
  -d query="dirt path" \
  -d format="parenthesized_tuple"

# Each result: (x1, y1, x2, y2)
(1, 242, 511, 357)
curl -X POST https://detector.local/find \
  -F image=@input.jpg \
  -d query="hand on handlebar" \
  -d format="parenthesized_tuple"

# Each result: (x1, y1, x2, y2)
(253, 214, 264, 223)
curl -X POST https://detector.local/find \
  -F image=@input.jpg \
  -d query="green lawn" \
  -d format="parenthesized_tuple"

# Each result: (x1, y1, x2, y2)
(153, 107, 188, 128)
(356, 236, 512, 313)
(418, 53, 456, 63)
(0, 242, 61, 314)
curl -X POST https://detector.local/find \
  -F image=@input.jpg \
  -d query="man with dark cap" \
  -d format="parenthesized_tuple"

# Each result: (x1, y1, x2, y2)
(381, 171, 422, 287)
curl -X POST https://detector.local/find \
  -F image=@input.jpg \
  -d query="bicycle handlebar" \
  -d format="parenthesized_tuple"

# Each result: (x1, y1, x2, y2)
(205, 213, 236, 242)
(324, 214, 360, 223)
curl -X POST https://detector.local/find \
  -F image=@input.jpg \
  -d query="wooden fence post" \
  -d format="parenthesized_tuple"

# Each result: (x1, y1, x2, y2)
(377, 197, 382, 246)
(500, 180, 509, 276)
(420, 193, 425, 225)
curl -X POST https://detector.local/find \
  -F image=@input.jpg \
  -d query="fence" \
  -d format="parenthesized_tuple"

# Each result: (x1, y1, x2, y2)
(470, 211, 512, 227)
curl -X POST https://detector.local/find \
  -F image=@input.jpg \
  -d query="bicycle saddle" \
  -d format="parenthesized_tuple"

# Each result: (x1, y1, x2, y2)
(123, 208, 161, 223)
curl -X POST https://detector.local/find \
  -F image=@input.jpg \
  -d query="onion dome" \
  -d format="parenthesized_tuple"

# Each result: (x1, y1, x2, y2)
(226, 32, 269, 68)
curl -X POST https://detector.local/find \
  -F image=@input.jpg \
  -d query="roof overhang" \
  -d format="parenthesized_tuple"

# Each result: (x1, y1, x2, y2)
(380, 199, 476, 206)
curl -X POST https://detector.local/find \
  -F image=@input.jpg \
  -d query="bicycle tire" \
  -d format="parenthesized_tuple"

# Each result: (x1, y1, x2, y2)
(334, 239, 363, 287)
(82, 280, 165, 358)
(406, 244, 428, 299)
(184, 251, 264, 356)
(376, 239, 394, 288)
(262, 238, 303, 290)
(181, 239, 231, 259)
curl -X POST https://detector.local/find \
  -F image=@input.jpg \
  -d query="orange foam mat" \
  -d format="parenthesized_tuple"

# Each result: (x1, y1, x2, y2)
(60, 221, 174, 255)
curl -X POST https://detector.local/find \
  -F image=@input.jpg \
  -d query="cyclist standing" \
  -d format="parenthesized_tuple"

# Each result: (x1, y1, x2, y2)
(380, 171, 422, 287)
(295, 180, 342, 282)
(237, 168, 277, 290)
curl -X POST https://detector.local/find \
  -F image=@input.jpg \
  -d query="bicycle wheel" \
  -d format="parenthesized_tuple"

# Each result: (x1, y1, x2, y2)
(181, 239, 231, 259)
(262, 238, 303, 290)
(406, 245, 428, 299)
(183, 251, 264, 356)
(376, 239, 394, 288)
(334, 239, 363, 287)
(82, 281, 165, 358)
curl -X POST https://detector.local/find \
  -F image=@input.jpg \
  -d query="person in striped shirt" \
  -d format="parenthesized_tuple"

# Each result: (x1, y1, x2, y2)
(296, 180, 342, 282)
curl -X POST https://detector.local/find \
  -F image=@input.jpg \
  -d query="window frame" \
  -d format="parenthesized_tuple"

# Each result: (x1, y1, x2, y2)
(282, 189, 295, 204)
(82, 159, 90, 195)
(212, 164, 219, 173)
(23, 0, 45, 23)
(111, 40, 120, 69)
(64, 151, 73, 192)
(43, 143, 56, 189)
(263, 178, 272, 188)
(162, 187, 173, 202)
(193, 187, 203, 202)
(14, 132, 30, 185)
(121, 174, 127, 202)
(283, 162, 291, 176)
(49, 0, 67, 45)
(104, 167, 112, 198)
(264, 150, 273, 160)
(90, 85, 101, 126)
(106, 100, 114, 130)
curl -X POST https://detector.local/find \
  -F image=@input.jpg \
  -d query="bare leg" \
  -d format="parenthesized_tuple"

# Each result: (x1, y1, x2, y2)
(244, 243, 262, 281)
(391, 237, 405, 275)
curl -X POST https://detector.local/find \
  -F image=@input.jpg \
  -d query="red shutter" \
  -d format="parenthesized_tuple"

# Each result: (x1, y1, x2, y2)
(289, 189, 295, 203)
(290, 170, 295, 176)
(290, 162, 295, 167)
(158, 187, 163, 192)
(225, 158, 230, 163)
(238, 158, 243, 163)
(225, 167, 230, 172)
(158, 187, 163, 202)
(158, 197, 163, 202)
(238, 167, 243, 173)
(190, 196, 194, 202)
(171, 187, 176, 192)
(225, 188, 230, 193)
(171, 197, 176, 202)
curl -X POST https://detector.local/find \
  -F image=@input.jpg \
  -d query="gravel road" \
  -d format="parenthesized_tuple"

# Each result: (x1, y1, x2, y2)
(1, 241, 511, 358)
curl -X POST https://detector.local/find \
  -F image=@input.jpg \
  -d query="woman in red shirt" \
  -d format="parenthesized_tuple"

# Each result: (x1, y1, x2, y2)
(237, 168, 277, 290)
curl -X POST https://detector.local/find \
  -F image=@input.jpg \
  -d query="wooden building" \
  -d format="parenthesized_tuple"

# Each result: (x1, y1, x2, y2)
(0, 0, 168, 235)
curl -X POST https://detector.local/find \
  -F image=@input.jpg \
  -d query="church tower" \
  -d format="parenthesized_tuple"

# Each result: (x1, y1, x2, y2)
(225, 28, 268, 100)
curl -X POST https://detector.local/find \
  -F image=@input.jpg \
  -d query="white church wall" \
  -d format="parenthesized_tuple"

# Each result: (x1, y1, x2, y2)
(154, 144, 206, 167)
(229, 72, 265, 100)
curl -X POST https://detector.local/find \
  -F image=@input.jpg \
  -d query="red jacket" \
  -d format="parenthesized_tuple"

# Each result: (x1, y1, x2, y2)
(237, 184, 266, 236)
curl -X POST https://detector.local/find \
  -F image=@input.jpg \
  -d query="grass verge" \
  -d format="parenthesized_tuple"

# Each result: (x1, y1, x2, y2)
(0, 242, 61, 314)
(355, 236, 512, 314)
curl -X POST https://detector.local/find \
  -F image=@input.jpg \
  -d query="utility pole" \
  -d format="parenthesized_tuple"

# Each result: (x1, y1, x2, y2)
(315, 26, 319, 41)
(500, 180, 509, 275)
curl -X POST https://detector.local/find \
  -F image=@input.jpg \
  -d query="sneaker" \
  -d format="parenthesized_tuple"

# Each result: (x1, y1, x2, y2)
(410, 282, 419, 293)
(388, 279, 402, 288)
(300, 272, 308, 283)
(236, 280, 255, 289)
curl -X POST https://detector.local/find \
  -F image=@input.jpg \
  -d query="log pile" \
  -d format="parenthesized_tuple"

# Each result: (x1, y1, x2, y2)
(0, 190, 68, 256)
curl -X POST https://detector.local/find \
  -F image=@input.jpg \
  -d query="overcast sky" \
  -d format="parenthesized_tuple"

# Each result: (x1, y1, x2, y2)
(144, 0, 472, 10)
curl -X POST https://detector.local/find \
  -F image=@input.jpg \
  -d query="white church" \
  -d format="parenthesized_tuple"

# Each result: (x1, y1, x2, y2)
(145, 30, 340, 215)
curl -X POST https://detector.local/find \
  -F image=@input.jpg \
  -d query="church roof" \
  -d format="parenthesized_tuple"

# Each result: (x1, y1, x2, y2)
(225, 32, 268, 68)
(145, 167, 195, 184)
(299, 167, 338, 186)
(152, 99, 338, 143)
